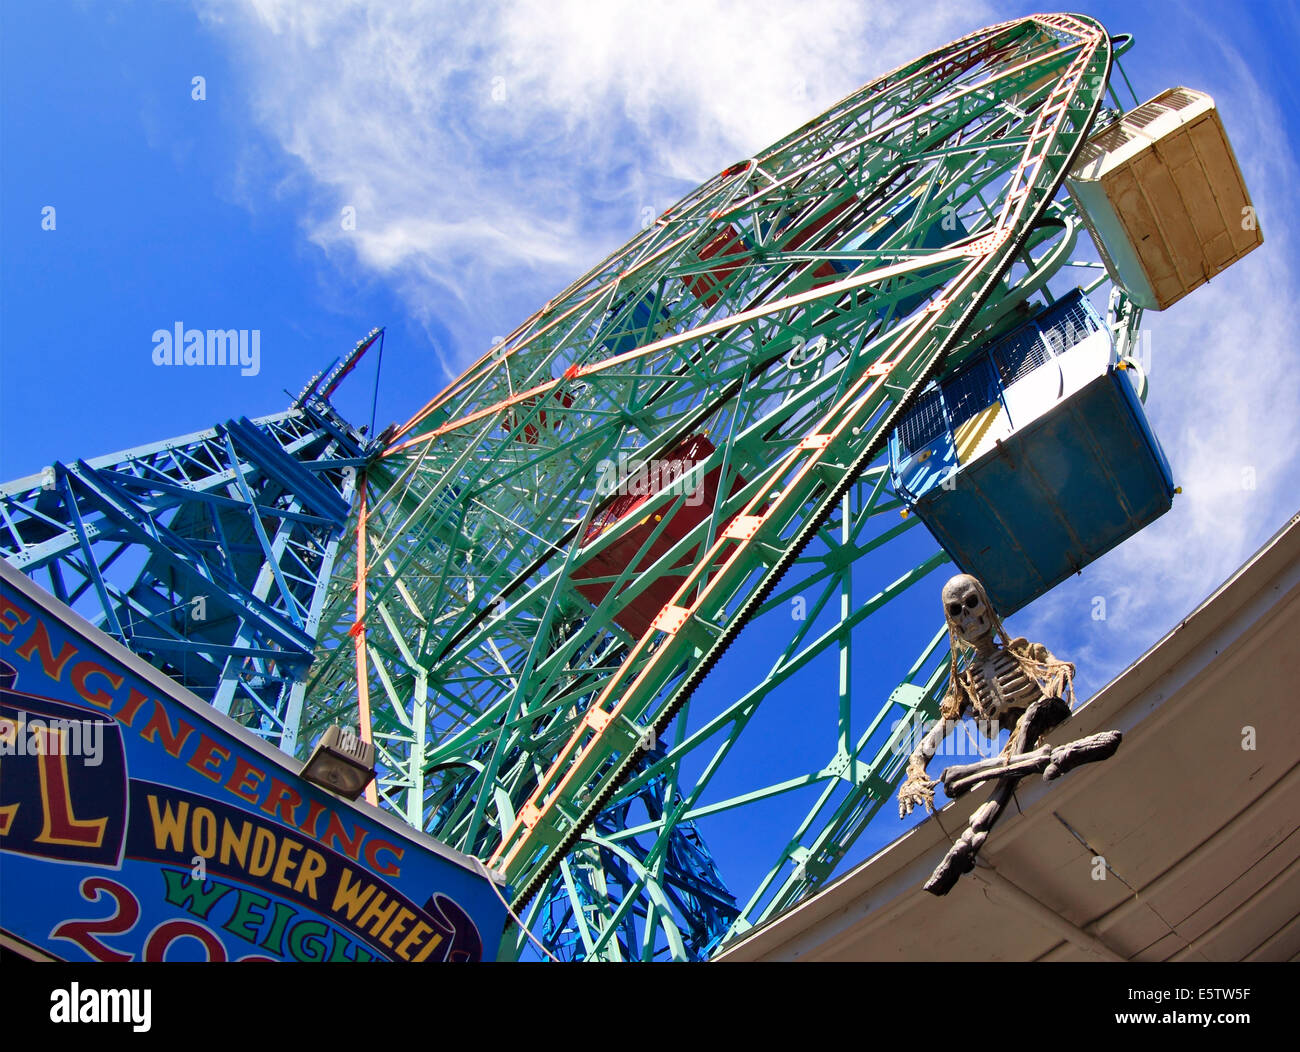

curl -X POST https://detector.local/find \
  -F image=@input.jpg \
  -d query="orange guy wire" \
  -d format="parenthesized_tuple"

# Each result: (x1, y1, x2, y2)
(353, 476, 379, 807)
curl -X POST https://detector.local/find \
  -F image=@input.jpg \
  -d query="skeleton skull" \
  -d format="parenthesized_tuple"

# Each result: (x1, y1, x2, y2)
(941, 574, 993, 648)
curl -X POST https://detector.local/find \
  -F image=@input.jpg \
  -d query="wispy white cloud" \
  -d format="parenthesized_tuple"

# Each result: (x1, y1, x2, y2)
(199, 0, 991, 375)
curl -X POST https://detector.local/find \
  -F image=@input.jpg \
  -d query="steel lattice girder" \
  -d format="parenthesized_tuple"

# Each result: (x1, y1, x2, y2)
(533, 754, 739, 961)
(292, 14, 1120, 959)
(0, 400, 369, 753)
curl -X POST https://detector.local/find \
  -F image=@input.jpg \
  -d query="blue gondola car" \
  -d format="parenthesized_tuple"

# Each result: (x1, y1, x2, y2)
(603, 292, 669, 355)
(773, 187, 967, 312)
(889, 289, 1174, 614)
(837, 188, 968, 318)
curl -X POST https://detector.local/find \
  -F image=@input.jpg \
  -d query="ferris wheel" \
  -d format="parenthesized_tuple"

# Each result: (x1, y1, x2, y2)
(287, 13, 1247, 960)
(1, 7, 1267, 964)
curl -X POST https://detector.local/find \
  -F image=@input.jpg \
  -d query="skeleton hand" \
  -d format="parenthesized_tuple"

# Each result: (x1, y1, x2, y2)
(898, 758, 937, 818)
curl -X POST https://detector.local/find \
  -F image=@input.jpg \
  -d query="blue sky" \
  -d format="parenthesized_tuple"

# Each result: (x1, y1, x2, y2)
(4, 1, 1299, 920)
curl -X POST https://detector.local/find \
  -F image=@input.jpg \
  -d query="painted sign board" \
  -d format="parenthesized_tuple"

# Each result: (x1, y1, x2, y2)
(0, 561, 508, 962)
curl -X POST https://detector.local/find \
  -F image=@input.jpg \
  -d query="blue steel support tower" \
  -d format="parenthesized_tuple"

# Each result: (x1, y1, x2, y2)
(0, 397, 370, 755)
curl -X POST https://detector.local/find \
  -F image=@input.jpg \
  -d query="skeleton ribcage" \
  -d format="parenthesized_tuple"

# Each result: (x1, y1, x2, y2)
(970, 650, 1039, 720)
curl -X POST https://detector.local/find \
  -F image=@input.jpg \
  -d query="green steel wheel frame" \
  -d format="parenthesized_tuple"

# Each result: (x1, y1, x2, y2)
(300, 13, 1132, 960)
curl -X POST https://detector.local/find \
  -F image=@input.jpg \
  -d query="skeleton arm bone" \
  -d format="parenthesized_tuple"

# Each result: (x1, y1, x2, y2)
(1007, 637, 1076, 706)
(897, 712, 959, 817)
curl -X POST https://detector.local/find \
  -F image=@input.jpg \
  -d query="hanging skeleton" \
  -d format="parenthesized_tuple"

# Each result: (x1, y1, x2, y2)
(898, 574, 1122, 895)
